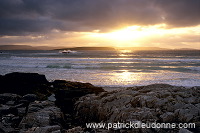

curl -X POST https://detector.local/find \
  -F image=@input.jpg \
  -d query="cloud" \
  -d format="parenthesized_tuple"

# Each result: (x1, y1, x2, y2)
(154, 0, 200, 27)
(0, 0, 199, 36)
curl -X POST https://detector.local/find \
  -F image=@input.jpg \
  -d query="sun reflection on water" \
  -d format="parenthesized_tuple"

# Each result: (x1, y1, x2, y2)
(119, 50, 132, 53)
(120, 70, 132, 80)
(118, 49, 132, 57)
(111, 70, 141, 84)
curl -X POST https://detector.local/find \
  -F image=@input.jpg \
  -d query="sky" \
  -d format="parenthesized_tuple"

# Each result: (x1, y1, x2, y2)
(0, 0, 200, 49)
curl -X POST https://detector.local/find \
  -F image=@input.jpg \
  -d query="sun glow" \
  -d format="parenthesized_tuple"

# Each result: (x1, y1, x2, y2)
(120, 70, 132, 80)
(103, 26, 142, 41)
(89, 24, 167, 42)
(87, 24, 200, 48)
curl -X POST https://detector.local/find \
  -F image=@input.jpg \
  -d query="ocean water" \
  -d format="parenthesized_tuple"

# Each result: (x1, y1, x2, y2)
(0, 50, 200, 87)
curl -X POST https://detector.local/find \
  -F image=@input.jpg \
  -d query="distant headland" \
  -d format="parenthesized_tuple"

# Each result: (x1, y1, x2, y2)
(0, 45, 199, 51)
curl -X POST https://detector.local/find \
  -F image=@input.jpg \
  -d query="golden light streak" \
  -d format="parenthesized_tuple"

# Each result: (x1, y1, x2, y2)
(87, 24, 200, 47)
(0, 24, 199, 49)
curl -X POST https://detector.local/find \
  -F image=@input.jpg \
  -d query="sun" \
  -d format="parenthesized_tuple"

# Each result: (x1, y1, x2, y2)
(104, 26, 142, 41)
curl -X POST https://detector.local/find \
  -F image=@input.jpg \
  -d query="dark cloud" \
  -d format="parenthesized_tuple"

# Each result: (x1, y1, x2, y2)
(154, 0, 200, 27)
(0, 0, 199, 36)
(0, 18, 61, 36)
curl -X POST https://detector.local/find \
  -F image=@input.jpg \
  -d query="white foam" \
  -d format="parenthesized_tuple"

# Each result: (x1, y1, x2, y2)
(187, 67, 200, 71)
(10, 56, 200, 63)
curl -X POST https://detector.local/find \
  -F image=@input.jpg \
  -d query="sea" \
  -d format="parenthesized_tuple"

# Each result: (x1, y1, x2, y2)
(0, 50, 200, 88)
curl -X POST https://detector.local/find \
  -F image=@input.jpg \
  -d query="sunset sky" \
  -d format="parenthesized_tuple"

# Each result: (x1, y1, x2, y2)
(0, 0, 199, 49)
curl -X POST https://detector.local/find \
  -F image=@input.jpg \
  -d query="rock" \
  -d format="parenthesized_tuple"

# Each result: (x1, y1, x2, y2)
(0, 105, 10, 116)
(2, 114, 15, 125)
(52, 80, 104, 94)
(172, 102, 185, 110)
(160, 112, 175, 122)
(0, 105, 20, 116)
(17, 107, 27, 116)
(0, 93, 21, 104)
(175, 104, 199, 122)
(27, 100, 55, 113)
(48, 94, 56, 102)
(178, 128, 193, 133)
(52, 80, 69, 90)
(22, 125, 61, 133)
(75, 84, 200, 132)
(0, 92, 65, 132)
(3, 72, 49, 85)
(19, 101, 63, 130)
(22, 94, 38, 103)
(64, 126, 84, 133)
(0, 126, 17, 133)
(1, 73, 199, 133)
(0, 72, 51, 100)
(54, 80, 105, 113)
(11, 116, 21, 128)
(6, 101, 16, 106)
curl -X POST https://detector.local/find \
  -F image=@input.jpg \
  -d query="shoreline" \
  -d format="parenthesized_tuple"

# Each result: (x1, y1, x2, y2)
(101, 84, 199, 91)
(0, 72, 199, 132)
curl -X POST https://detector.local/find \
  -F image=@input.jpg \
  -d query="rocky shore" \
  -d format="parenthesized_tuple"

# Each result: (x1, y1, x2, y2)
(0, 72, 104, 132)
(0, 72, 199, 133)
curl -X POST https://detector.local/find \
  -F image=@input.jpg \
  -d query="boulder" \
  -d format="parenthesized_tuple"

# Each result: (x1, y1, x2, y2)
(0, 72, 51, 100)
(52, 80, 104, 94)
(3, 72, 49, 85)
(54, 80, 105, 113)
